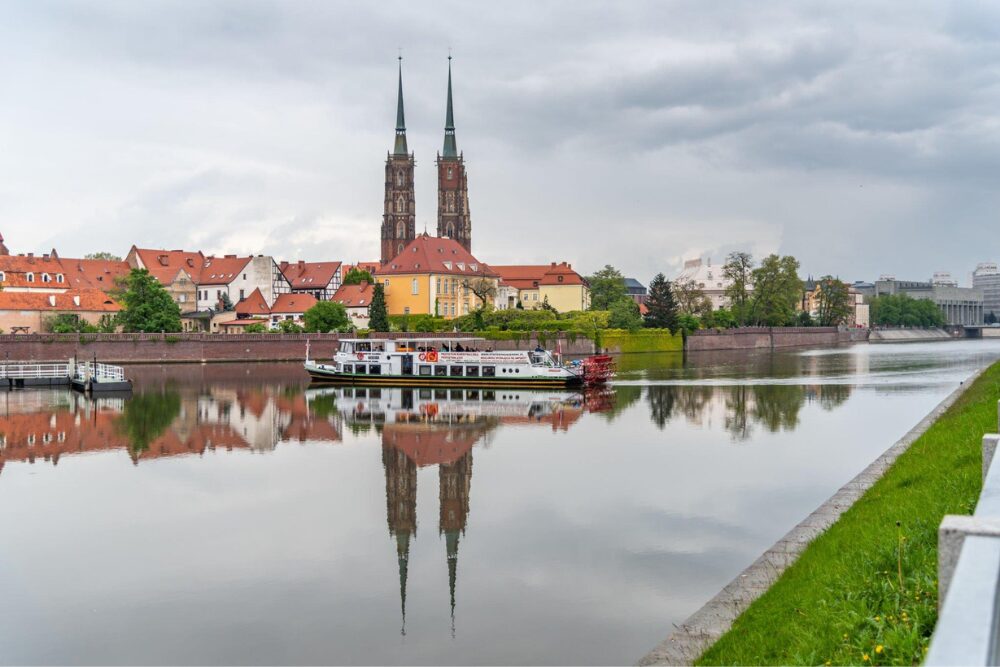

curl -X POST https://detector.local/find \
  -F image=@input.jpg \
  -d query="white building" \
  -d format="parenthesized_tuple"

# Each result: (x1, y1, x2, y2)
(973, 262, 1000, 320)
(674, 257, 750, 310)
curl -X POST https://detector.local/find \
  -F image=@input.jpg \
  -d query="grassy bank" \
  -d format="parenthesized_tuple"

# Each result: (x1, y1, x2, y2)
(697, 362, 1000, 666)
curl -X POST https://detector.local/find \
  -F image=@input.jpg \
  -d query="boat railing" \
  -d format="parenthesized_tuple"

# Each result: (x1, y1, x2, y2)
(926, 400, 1000, 665)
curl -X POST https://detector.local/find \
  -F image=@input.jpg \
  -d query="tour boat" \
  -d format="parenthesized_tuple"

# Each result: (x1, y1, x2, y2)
(304, 337, 614, 388)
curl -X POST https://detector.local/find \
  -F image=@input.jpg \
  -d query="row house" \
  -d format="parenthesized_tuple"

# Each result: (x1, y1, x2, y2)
(279, 260, 343, 300)
(330, 282, 375, 328)
(0, 290, 120, 334)
(377, 234, 498, 318)
(0, 250, 130, 296)
(216, 288, 317, 333)
(491, 262, 590, 312)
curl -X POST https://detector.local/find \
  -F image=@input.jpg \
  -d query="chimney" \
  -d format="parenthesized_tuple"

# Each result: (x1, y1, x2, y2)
(225, 254, 236, 259)
(298, 260, 305, 267)
(551, 262, 556, 267)
(279, 261, 289, 271)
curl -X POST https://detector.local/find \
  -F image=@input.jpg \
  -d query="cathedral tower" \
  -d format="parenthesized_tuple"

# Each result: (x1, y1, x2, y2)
(382, 440, 418, 635)
(436, 58, 472, 253)
(439, 449, 473, 634)
(382, 58, 417, 264)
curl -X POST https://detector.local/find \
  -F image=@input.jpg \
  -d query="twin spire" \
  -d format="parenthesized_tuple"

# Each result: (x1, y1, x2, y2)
(392, 56, 459, 158)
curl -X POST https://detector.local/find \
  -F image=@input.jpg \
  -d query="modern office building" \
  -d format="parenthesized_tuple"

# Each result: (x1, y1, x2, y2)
(973, 263, 1000, 321)
(874, 278, 984, 326)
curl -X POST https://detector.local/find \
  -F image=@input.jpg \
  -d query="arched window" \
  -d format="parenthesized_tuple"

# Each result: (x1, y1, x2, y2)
(446, 192, 455, 213)
(411, 278, 419, 295)
(41, 273, 51, 283)
(447, 166, 453, 179)
(0, 271, 5, 282)
(396, 220, 405, 238)
(396, 195, 405, 213)
(446, 222, 455, 238)
(26, 272, 34, 283)
(396, 169, 404, 187)
(397, 243, 404, 256)
(56, 274, 64, 283)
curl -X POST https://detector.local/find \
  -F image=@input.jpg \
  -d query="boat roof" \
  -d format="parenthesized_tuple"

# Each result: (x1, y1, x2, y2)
(338, 337, 487, 343)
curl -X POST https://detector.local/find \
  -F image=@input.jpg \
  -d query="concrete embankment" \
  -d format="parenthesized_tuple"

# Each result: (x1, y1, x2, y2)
(869, 328, 951, 343)
(685, 326, 868, 352)
(0, 330, 681, 363)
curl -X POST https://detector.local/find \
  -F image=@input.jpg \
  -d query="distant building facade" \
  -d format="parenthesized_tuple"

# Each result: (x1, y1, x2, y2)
(874, 278, 984, 326)
(491, 263, 589, 311)
(674, 257, 745, 310)
(973, 263, 1000, 321)
(624, 278, 647, 305)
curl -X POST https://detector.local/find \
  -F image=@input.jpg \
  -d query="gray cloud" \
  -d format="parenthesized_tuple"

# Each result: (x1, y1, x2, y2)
(1, 0, 997, 283)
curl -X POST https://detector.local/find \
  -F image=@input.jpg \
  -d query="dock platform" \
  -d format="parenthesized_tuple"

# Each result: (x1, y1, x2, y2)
(0, 359, 132, 393)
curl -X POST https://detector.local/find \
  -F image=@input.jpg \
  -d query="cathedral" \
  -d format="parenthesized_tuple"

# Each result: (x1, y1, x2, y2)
(380, 58, 473, 264)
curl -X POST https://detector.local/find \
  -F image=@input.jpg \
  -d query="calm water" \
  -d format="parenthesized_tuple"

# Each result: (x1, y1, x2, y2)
(3, 340, 1000, 665)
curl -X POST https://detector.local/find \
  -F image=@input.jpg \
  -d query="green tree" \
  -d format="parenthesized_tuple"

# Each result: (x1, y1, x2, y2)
(796, 310, 815, 327)
(343, 267, 375, 285)
(747, 254, 801, 326)
(276, 319, 304, 333)
(97, 313, 119, 333)
(723, 251, 754, 323)
(672, 278, 712, 317)
(587, 265, 627, 310)
(676, 313, 701, 336)
(303, 301, 349, 332)
(608, 298, 642, 330)
(815, 276, 852, 326)
(84, 251, 122, 261)
(118, 269, 182, 333)
(244, 322, 269, 333)
(540, 295, 558, 314)
(218, 292, 234, 312)
(368, 283, 389, 331)
(115, 389, 182, 457)
(869, 294, 945, 327)
(644, 273, 678, 331)
(45, 313, 98, 333)
(704, 307, 737, 329)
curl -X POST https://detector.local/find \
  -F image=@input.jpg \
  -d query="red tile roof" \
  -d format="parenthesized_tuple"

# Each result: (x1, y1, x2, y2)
(379, 234, 496, 277)
(235, 287, 270, 316)
(271, 293, 317, 314)
(279, 260, 342, 289)
(131, 247, 204, 284)
(331, 282, 373, 308)
(63, 258, 132, 291)
(198, 255, 252, 285)
(491, 262, 586, 289)
(0, 289, 120, 312)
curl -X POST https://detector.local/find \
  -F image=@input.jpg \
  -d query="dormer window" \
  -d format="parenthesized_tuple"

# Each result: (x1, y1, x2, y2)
(0, 271, 5, 282)
(443, 261, 452, 270)
(456, 262, 465, 271)
(56, 274, 64, 283)
(470, 264, 478, 272)
(41, 273, 51, 283)
(26, 272, 34, 283)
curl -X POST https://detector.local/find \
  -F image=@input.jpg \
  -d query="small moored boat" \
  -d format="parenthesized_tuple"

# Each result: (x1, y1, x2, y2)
(304, 337, 614, 388)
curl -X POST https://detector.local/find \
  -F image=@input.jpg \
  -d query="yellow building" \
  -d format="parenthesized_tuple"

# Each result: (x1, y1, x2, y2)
(492, 263, 590, 312)
(378, 234, 498, 318)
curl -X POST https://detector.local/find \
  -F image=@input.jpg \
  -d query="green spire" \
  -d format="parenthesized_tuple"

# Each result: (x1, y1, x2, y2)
(394, 57, 408, 156)
(396, 530, 411, 636)
(442, 56, 458, 158)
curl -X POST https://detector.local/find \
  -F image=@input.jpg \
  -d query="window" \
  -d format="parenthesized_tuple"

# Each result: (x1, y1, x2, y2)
(466, 389, 480, 400)
(450, 366, 464, 377)
(434, 365, 447, 377)
(396, 169, 404, 187)
(418, 365, 432, 376)
(355, 364, 367, 375)
(411, 279, 419, 295)
(482, 366, 496, 377)
(0, 271, 5, 281)
(404, 306, 410, 315)
(42, 273, 51, 283)
(26, 272, 34, 283)
(369, 364, 382, 375)
(447, 166, 453, 179)
(434, 389, 447, 400)
(466, 366, 479, 377)
(56, 274, 64, 283)
(397, 220, 405, 238)
(342, 364, 353, 373)
(239, 289, 245, 300)
(179, 294, 186, 303)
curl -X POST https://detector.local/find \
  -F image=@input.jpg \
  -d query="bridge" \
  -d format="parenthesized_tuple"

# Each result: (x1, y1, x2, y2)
(0, 359, 131, 392)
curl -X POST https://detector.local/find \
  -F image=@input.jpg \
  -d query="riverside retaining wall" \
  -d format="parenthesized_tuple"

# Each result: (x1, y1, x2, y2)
(0, 332, 603, 364)
(685, 326, 868, 352)
(869, 328, 952, 343)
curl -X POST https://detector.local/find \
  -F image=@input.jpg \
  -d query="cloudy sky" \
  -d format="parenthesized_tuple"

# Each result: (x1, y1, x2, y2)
(1, 1, 998, 283)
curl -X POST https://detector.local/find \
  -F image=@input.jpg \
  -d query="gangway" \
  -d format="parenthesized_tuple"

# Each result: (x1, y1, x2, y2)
(0, 358, 131, 393)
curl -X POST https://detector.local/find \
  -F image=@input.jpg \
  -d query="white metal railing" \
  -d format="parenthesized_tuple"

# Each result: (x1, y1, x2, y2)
(926, 400, 1000, 665)
(0, 362, 71, 379)
(73, 361, 127, 383)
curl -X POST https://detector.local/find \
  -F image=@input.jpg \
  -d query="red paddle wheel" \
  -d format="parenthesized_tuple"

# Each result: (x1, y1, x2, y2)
(581, 355, 615, 386)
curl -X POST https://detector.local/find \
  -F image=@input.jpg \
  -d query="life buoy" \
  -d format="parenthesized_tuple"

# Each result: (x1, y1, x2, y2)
(356, 352, 364, 360)
(426, 350, 439, 363)
(418, 352, 427, 361)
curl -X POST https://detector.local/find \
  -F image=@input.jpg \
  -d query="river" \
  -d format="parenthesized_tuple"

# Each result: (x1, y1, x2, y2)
(2, 340, 999, 665)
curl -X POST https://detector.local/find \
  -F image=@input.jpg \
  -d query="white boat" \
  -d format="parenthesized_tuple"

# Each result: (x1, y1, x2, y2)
(304, 337, 614, 388)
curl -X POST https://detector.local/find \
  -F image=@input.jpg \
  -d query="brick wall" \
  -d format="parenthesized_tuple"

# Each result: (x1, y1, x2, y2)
(685, 327, 868, 352)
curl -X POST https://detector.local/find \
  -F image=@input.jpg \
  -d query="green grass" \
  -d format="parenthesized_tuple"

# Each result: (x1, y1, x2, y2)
(697, 362, 1000, 666)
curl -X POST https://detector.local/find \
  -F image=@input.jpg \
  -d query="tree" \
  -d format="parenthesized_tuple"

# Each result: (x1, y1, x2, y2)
(368, 283, 389, 331)
(644, 273, 678, 331)
(815, 276, 852, 326)
(704, 307, 737, 329)
(244, 322, 268, 333)
(987, 311, 998, 325)
(672, 278, 712, 317)
(676, 313, 701, 336)
(276, 319, 303, 333)
(115, 389, 181, 457)
(118, 269, 182, 333)
(45, 313, 98, 333)
(343, 267, 375, 285)
(461, 270, 498, 309)
(796, 310, 815, 327)
(85, 251, 122, 261)
(303, 301, 349, 332)
(747, 254, 801, 326)
(723, 251, 754, 322)
(608, 298, 642, 331)
(587, 265, 627, 311)
(869, 294, 945, 328)
(218, 292, 234, 312)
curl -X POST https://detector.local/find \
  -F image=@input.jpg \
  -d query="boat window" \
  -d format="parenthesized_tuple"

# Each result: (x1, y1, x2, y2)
(483, 390, 496, 401)
(369, 364, 381, 375)
(419, 389, 432, 399)
(466, 366, 479, 377)
(357, 342, 371, 352)
(343, 364, 353, 373)
(418, 365, 432, 376)
(342, 388, 354, 398)
(370, 389, 382, 398)
(467, 390, 480, 400)
(356, 388, 367, 398)
(450, 390, 463, 400)
(482, 366, 496, 377)
(450, 365, 463, 376)
(341, 342, 353, 353)
(434, 365, 447, 377)
(355, 364, 367, 375)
